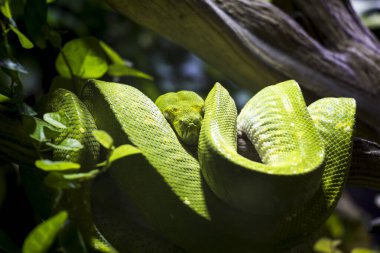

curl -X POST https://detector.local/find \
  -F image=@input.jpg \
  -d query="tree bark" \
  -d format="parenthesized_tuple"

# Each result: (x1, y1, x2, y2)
(104, 0, 380, 142)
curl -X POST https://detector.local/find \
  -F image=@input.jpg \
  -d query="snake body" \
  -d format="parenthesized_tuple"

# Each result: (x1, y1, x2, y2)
(45, 79, 356, 252)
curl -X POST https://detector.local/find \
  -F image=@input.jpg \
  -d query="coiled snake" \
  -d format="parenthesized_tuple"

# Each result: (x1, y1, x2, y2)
(45, 79, 357, 252)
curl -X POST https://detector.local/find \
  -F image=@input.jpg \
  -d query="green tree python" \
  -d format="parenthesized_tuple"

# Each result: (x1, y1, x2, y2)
(42, 79, 358, 252)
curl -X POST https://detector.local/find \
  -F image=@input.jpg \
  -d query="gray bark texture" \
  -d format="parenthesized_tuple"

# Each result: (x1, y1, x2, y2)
(105, 0, 380, 142)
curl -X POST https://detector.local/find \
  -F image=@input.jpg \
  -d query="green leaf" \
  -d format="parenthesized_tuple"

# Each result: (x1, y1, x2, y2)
(55, 37, 108, 79)
(362, 13, 380, 30)
(0, 229, 20, 253)
(109, 144, 141, 163)
(20, 103, 38, 116)
(91, 237, 118, 253)
(0, 93, 10, 103)
(46, 138, 83, 151)
(108, 63, 153, 80)
(49, 76, 74, 92)
(44, 170, 99, 190)
(313, 237, 342, 253)
(99, 40, 124, 65)
(352, 249, 380, 253)
(44, 172, 80, 190)
(9, 26, 34, 49)
(22, 211, 68, 253)
(62, 169, 99, 181)
(44, 29, 61, 48)
(35, 159, 80, 171)
(43, 112, 68, 129)
(0, 0, 11, 18)
(25, 116, 60, 143)
(92, 130, 113, 149)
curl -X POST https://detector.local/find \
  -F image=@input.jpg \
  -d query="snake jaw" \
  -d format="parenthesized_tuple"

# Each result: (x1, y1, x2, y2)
(173, 116, 202, 146)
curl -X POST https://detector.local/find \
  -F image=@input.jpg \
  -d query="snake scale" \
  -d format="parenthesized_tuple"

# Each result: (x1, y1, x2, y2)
(44, 79, 356, 252)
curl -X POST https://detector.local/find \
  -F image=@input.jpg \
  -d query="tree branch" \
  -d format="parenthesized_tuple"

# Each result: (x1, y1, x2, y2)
(104, 0, 380, 142)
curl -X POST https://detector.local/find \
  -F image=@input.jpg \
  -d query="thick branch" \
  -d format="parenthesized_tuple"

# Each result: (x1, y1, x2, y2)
(348, 138, 380, 189)
(105, 0, 380, 142)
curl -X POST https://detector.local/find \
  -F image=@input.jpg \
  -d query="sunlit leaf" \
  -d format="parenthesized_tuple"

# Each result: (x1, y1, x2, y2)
(62, 169, 99, 181)
(25, 116, 60, 143)
(55, 37, 108, 79)
(362, 13, 380, 30)
(9, 26, 34, 49)
(22, 211, 68, 253)
(108, 63, 153, 80)
(46, 138, 83, 151)
(109, 144, 141, 162)
(314, 237, 342, 253)
(0, 0, 11, 18)
(35, 159, 80, 171)
(0, 93, 10, 103)
(324, 214, 344, 238)
(92, 130, 113, 149)
(43, 112, 68, 129)
(99, 40, 124, 65)
(91, 237, 118, 253)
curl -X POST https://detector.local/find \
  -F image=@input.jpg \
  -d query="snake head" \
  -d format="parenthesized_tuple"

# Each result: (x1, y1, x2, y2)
(172, 110, 203, 146)
(155, 91, 204, 146)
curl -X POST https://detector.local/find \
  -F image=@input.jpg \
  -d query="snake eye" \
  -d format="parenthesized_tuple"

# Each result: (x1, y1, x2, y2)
(201, 107, 205, 117)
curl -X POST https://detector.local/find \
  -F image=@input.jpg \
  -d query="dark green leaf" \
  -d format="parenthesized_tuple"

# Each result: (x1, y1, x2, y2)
(35, 159, 80, 171)
(0, 230, 20, 253)
(108, 63, 153, 80)
(44, 172, 80, 190)
(351, 249, 380, 253)
(20, 103, 38, 116)
(25, 0, 47, 48)
(46, 138, 83, 151)
(0, 168, 6, 208)
(22, 211, 68, 253)
(49, 76, 75, 92)
(43, 112, 68, 129)
(44, 29, 61, 48)
(9, 26, 34, 49)
(92, 130, 113, 149)
(55, 37, 108, 79)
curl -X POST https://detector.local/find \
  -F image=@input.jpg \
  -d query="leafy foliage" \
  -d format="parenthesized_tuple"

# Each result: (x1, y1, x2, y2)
(22, 211, 68, 253)
(55, 37, 108, 79)
(0, 0, 379, 252)
(92, 129, 113, 149)
(35, 160, 81, 171)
